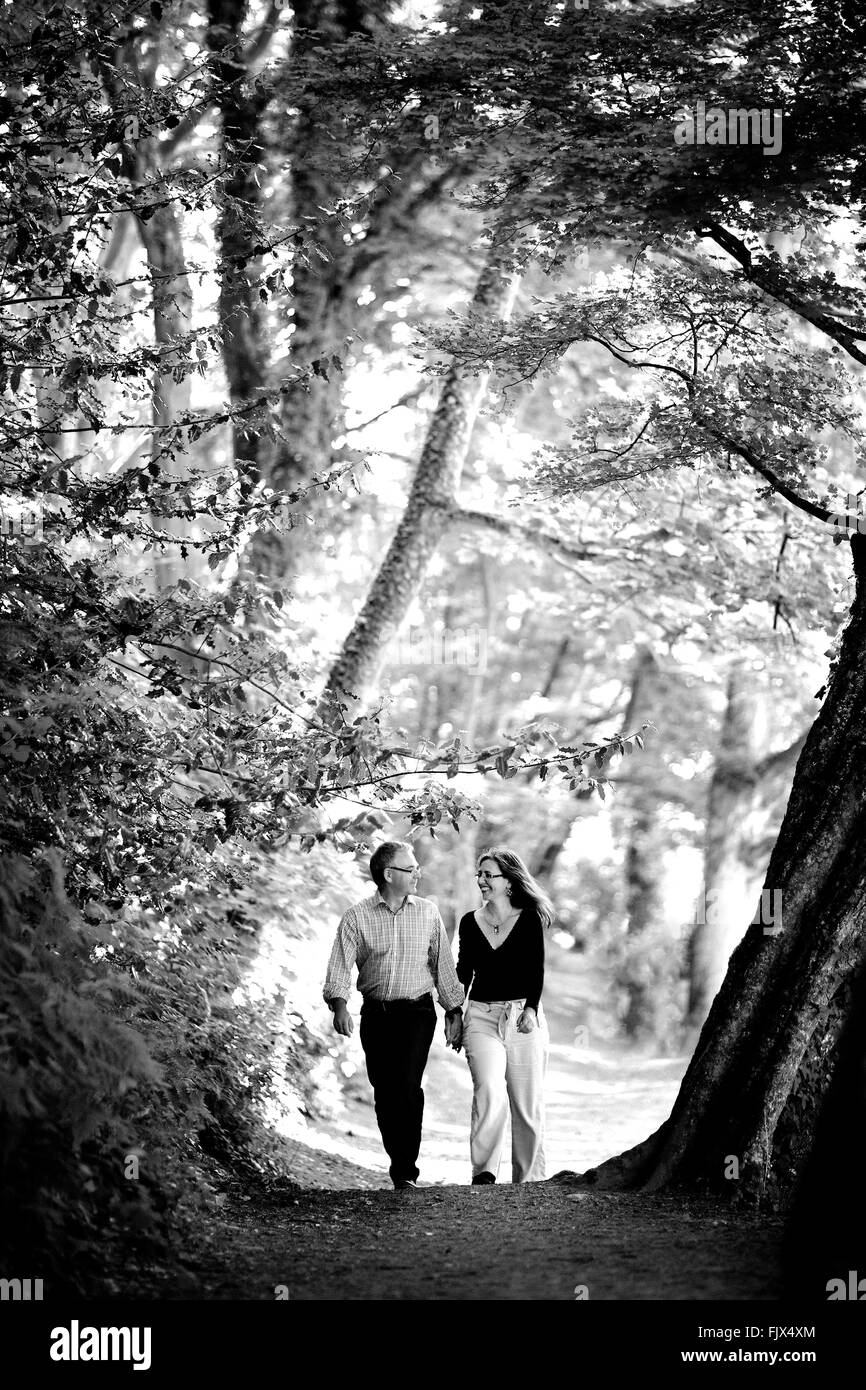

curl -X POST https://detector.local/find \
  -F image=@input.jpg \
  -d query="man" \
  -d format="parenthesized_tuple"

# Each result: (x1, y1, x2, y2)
(323, 841, 464, 1190)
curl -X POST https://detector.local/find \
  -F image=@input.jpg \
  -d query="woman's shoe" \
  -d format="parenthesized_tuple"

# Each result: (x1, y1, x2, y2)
(471, 1172, 496, 1185)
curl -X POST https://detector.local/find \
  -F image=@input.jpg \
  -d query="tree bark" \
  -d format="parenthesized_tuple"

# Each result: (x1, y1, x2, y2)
(207, 0, 272, 482)
(782, 952, 866, 1295)
(613, 647, 676, 1045)
(270, 0, 366, 494)
(246, 0, 378, 584)
(578, 534, 866, 1204)
(135, 202, 193, 592)
(685, 662, 765, 1033)
(320, 242, 521, 713)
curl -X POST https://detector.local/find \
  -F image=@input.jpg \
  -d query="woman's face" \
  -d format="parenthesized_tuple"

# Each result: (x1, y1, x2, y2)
(477, 856, 509, 907)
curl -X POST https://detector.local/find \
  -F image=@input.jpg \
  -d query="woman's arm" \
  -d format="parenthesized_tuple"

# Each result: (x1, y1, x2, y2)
(455, 911, 475, 993)
(523, 910, 545, 1013)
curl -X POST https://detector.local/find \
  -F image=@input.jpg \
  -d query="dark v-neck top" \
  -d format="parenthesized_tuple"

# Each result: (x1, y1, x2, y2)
(455, 907, 545, 1012)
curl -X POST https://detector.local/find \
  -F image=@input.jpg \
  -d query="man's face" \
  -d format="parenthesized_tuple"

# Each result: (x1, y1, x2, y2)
(386, 853, 420, 891)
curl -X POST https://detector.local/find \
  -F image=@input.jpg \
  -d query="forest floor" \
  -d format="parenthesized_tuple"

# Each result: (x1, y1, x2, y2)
(133, 1175, 785, 1301)
(124, 945, 786, 1301)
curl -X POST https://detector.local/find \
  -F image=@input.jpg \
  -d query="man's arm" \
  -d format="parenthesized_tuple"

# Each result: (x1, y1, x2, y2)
(428, 907, 464, 1046)
(323, 910, 359, 1036)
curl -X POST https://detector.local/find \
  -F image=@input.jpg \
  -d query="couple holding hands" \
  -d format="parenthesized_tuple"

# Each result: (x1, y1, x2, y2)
(323, 842, 552, 1188)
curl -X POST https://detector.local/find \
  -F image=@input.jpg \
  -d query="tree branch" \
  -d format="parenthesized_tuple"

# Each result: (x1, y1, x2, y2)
(695, 418, 833, 525)
(696, 220, 866, 367)
(444, 503, 600, 566)
(345, 386, 430, 435)
(754, 732, 808, 784)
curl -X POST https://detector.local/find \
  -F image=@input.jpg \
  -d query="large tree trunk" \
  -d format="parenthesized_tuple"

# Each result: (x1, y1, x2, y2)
(579, 533, 866, 1204)
(320, 243, 521, 712)
(271, 0, 365, 494)
(782, 951, 866, 1295)
(136, 202, 193, 592)
(207, 0, 272, 482)
(247, 0, 377, 584)
(104, 45, 197, 593)
(613, 647, 677, 1045)
(619, 802, 671, 1041)
(245, 1, 470, 583)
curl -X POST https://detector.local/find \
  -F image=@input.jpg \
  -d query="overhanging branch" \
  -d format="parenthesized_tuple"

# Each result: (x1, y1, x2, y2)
(444, 503, 600, 566)
(695, 419, 833, 525)
(696, 220, 866, 367)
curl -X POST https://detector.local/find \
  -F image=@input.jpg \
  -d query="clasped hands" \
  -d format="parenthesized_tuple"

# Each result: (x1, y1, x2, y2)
(331, 1002, 533, 1044)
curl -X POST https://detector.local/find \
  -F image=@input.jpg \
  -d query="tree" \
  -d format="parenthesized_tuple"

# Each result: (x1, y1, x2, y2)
(207, 0, 276, 483)
(99, 16, 206, 591)
(321, 231, 522, 710)
(613, 648, 678, 1045)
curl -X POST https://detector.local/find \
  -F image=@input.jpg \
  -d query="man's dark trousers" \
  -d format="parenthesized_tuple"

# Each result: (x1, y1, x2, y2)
(359, 994, 437, 1185)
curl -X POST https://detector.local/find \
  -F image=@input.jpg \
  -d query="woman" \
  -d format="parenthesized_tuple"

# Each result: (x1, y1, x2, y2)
(455, 847, 552, 1185)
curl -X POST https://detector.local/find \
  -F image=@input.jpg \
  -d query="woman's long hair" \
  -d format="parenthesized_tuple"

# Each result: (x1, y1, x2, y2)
(476, 846, 554, 928)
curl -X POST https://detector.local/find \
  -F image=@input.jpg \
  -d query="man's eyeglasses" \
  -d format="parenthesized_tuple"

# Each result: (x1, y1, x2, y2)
(390, 865, 420, 874)
(476, 871, 505, 881)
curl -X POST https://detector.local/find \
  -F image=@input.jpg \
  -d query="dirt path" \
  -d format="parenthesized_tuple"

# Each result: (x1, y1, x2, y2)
(133, 1171, 784, 1301)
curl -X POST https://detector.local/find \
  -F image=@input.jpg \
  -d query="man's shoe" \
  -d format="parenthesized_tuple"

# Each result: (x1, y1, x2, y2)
(471, 1172, 496, 1185)
(393, 1179, 417, 1190)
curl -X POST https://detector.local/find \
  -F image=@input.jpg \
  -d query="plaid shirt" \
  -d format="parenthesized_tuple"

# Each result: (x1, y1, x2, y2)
(323, 891, 464, 1011)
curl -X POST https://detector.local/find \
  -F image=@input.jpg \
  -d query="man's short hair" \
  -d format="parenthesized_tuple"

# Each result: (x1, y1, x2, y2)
(370, 840, 413, 890)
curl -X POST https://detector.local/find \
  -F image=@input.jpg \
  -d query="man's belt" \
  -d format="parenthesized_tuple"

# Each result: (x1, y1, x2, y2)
(361, 993, 434, 1010)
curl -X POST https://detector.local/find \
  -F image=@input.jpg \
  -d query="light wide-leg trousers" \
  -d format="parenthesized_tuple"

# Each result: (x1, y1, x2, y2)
(463, 999, 548, 1182)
